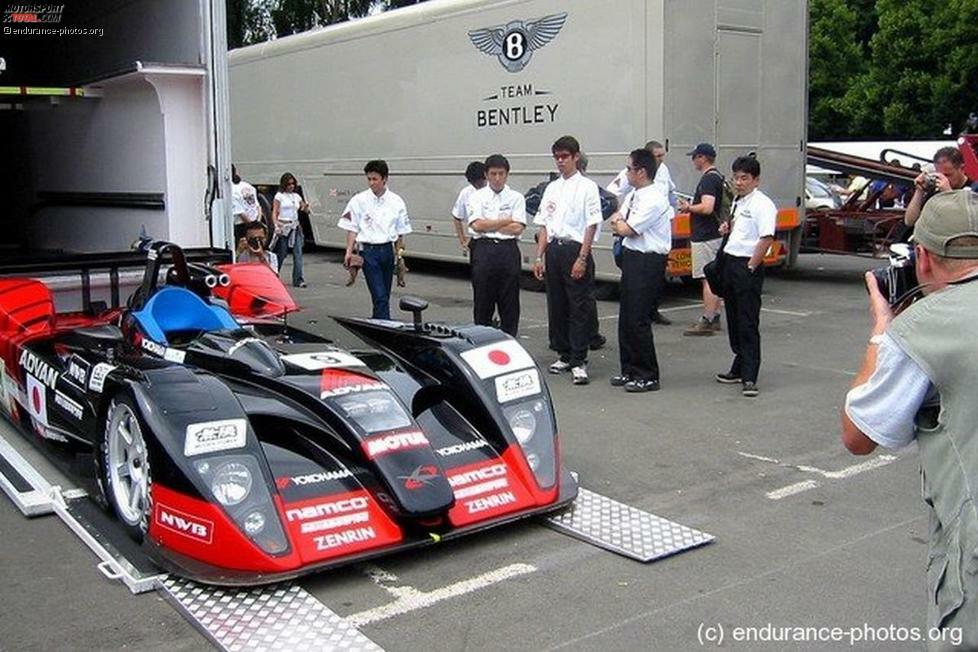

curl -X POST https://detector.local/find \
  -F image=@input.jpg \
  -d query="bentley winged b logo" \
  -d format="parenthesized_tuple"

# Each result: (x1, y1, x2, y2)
(468, 12, 568, 73)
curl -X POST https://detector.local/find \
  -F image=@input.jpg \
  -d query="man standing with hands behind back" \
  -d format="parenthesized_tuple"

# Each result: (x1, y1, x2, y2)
(533, 135, 603, 386)
(467, 154, 526, 336)
(339, 160, 411, 320)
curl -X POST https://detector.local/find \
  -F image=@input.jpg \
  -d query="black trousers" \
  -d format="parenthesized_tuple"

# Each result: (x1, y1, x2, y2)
(545, 240, 594, 367)
(722, 257, 764, 383)
(618, 248, 667, 381)
(470, 238, 521, 336)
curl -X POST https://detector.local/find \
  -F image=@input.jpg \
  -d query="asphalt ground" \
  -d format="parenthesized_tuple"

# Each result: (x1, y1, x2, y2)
(0, 250, 936, 651)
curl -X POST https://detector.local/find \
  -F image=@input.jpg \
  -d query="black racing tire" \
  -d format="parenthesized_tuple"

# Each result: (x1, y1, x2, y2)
(95, 393, 153, 542)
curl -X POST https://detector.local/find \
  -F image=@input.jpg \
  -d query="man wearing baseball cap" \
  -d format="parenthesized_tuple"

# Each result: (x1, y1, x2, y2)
(842, 189, 978, 649)
(679, 143, 726, 336)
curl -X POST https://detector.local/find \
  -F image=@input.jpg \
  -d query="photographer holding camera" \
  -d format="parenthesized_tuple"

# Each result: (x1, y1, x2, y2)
(842, 190, 978, 649)
(904, 146, 978, 226)
(236, 221, 278, 269)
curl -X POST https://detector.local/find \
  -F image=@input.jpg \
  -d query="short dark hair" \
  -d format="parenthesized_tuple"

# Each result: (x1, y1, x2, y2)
(645, 140, 664, 152)
(279, 172, 297, 191)
(934, 146, 964, 167)
(732, 155, 761, 177)
(364, 159, 389, 179)
(465, 161, 486, 184)
(232, 164, 241, 184)
(552, 135, 581, 156)
(484, 154, 510, 173)
(630, 148, 657, 181)
(244, 220, 267, 234)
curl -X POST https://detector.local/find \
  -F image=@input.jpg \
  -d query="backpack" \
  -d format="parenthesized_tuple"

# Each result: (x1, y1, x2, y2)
(707, 169, 734, 223)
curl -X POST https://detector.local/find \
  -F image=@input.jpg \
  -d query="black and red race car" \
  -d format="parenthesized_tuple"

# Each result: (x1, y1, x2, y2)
(0, 242, 577, 584)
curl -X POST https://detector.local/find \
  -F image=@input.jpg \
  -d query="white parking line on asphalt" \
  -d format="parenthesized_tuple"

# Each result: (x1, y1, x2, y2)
(766, 480, 821, 500)
(350, 563, 538, 626)
(797, 454, 898, 479)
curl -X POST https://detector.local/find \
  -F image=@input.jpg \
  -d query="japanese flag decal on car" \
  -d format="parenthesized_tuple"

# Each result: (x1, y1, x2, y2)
(460, 340, 535, 379)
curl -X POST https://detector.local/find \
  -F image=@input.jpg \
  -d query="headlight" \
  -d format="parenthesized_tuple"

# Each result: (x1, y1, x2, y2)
(211, 462, 253, 506)
(508, 409, 536, 444)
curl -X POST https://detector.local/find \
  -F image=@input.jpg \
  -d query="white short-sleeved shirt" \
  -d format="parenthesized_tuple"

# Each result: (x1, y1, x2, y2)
(338, 188, 412, 244)
(845, 333, 937, 449)
(466, 184, 527, 241)
(533, 172, 602, 244)
(274, 191, 302, 227)
(452, 184, 478, 237)
(620, 185, 672, 254)
(232, 181, 260, 225)
(607, 163, 677, 214)
(723, 188, 777, 258)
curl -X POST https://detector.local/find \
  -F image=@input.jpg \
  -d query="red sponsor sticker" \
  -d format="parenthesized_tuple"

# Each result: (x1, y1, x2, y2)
(446, 458, 536, 527)
(154, 503, 214, 544)
(361, 429, 429, 459)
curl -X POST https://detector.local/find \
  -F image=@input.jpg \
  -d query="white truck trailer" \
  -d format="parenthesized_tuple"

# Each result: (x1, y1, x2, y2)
(229, 0, 808, 279)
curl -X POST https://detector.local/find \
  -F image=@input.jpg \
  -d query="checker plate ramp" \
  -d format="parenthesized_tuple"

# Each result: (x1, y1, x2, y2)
(161, 577, 383, 652)
(544, 487, 715, 561)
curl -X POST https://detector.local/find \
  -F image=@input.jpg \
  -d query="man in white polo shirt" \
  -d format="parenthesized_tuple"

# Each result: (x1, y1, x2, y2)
(466, 154, 526, 336)
(607, 148, 672, 392)
(532, 135, 603, 385)
(451, 161, 486, 252)
(715, 155, 776, 397)
(339, 159, 412, 320)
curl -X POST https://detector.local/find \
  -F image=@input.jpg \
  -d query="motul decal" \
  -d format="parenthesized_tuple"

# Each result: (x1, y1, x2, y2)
(155, 503, 214, 544)
(362, 430, 429, 459)
(19, 350, 57, 388)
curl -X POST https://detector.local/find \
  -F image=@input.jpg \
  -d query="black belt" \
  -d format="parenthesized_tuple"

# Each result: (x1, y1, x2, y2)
(550, 238, 581, 246)
(473, 238, 518, 245)
(361, 242, 394, 249)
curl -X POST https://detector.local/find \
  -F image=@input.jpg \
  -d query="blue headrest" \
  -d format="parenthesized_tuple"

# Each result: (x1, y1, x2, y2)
(132, 286, 238, 345)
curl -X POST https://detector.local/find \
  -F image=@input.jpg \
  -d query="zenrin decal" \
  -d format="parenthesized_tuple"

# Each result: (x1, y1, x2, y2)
(315, 527, 376, 551)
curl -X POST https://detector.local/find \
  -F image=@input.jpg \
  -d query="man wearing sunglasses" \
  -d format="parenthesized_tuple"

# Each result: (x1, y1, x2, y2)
(842, 190, 978, 649)
(532, 135, 602, 386)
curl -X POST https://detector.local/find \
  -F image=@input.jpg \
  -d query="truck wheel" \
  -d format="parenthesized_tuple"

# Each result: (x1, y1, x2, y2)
(97, 395, 153, 541)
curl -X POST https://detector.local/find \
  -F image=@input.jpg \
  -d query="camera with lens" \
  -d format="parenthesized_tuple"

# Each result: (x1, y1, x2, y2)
(921, 173, 942, 194)
(247, 236, 264, 249)
(871, 243, 919, 307)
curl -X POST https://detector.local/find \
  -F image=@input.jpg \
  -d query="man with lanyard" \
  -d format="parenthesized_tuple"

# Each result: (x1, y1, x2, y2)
(607, 148, 672, 392)
(679, 143, 725, 335)
(451, 161, 486, 253)
(466, 154, 526, 336)
(715, 156, 775, 398)
(532, 135, 602, 386)
(843, 190, 978, 649)
(339, 160, 411, 320)
(607, 140, 676, 325)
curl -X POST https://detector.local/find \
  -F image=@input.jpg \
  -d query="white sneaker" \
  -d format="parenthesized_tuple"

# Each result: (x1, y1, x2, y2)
(571, 365, 589, 385)
(549, 360, 571, 374)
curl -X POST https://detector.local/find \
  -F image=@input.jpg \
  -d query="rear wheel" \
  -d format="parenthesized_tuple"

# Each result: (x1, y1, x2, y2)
(98, 395, 152, 540)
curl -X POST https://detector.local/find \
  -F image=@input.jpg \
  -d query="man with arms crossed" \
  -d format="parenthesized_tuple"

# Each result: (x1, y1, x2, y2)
(843, 191, 978, 651)
(466, 154, 526, 336)
(679, 143, 725, 335)
(607, 148, 671, 392)
(533, 136, 602, 386)
(339, 160, 411, 320)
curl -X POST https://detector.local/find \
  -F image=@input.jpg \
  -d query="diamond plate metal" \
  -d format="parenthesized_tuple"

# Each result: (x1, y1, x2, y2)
(543, 487, 714, 562)
(161, 578, 383, 652)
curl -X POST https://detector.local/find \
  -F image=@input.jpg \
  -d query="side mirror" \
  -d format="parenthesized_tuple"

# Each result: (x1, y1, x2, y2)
(399, 296, 429, 332)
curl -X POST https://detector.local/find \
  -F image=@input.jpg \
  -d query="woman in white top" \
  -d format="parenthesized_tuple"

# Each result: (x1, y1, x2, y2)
(271, 172, 309, 288)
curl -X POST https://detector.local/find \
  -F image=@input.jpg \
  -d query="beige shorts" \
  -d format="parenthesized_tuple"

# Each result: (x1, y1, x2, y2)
(691, 238, 723, 279)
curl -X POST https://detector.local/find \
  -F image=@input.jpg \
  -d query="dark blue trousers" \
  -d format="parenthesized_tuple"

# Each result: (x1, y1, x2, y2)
(361, 243, 395, 320)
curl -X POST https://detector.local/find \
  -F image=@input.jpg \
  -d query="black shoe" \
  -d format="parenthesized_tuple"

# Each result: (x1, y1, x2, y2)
(589, 334, 607, 351)
(715, 371, 742, 384)
(652, 311, 672, 325)
(609, 374, 632, 387)
(625, 378, 660, 393)
(742, 381, 759, 397)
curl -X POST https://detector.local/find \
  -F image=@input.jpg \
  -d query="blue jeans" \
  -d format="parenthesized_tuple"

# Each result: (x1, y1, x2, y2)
(274, 227, 305, 287)
(361, 243, 394, 319)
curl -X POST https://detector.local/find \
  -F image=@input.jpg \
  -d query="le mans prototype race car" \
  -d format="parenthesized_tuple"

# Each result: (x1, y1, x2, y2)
(0, 242, 577, 584)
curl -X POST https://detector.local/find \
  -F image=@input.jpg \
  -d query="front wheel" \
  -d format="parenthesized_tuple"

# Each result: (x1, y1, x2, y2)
(97, 395, 153, 541)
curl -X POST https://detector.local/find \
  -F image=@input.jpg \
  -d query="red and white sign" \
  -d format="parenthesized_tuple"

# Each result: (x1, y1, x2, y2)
(460, 340, 535, 379)
(25, 374, 48, 426)
(446, 458, 535, 527)
(362, 430, 429, 459)
(155, 503, 214, 544)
